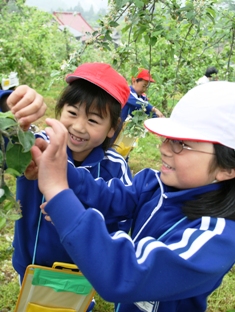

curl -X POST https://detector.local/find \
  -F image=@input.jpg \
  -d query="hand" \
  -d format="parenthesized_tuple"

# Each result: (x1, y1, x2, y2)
(152, 107, 165, 118)
(7, 85, 47, 131)
(24, 138, 49, 180)
(31, 118, 69, 202)
(40, 201, 53, 223)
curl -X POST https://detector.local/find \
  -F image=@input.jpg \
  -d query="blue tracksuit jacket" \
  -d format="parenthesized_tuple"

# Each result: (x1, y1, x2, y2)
(121, 86, 156, 122)
(12, 131, 132, 282)
(0, 90, 12, 100)
(0, 89, 12, 111)
(45, 168, 235, 312)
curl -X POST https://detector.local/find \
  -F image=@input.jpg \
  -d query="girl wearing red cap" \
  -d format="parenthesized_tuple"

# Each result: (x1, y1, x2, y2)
(34, 81, 235, 312)
(6, 63, 132, 311)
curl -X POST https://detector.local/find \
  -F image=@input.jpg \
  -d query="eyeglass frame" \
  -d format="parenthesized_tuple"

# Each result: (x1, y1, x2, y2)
(161, 138, 216, 155)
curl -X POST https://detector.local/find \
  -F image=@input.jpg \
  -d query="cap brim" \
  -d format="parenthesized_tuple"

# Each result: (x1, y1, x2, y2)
(66, 74, 81, 83)
(144, 118, 219, 143)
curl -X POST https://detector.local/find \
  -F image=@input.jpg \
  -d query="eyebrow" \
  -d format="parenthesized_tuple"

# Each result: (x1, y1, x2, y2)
(71, 104, 104, 119)
(88, 111, 104, 119)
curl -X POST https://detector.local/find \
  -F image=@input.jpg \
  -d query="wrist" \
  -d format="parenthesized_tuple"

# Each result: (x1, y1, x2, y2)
(44, 184, 69, 202)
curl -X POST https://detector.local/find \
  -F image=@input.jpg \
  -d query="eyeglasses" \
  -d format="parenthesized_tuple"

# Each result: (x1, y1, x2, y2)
(161, 138, 215, 155)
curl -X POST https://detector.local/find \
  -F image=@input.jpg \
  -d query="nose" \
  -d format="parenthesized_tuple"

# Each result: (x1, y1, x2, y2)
(159, 139, 172, 157)
(72, 116, 87, 133)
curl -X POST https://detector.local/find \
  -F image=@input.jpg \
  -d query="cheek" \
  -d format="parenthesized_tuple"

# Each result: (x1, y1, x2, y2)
(89, 127, 109, 142)
(59, 115, 69, 127)
(176, 157, 212, 187)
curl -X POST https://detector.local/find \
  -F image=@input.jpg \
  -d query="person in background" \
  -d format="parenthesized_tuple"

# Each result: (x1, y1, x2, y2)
(121, 68, 164, 123)
(196, 66, 218, 85)
(11, 63, 132, 312)
(33, 81, 235, 312)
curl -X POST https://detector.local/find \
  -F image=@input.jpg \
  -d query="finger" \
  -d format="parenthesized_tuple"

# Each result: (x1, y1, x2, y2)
(30, 145, 43, 167)
(35, 138, 49, 153)
(17, 103, 47, 128)
(7, 85, 35, 111)
(44, 119, 68, 154)
(40, 202, 47, 211)
(45, 215, 52, 223)
(24, 160, 38, 180)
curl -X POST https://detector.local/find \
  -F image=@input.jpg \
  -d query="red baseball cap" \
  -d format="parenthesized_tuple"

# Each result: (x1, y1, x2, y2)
(136, 69, 155, 83)
(66, 63, 130, 108)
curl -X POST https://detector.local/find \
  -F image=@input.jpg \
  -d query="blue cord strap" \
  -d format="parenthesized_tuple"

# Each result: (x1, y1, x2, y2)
(32, 195, 45, 265)
(32, 162, 100, 265)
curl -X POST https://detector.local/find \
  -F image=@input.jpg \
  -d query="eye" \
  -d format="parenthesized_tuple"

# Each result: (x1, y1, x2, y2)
(68, 110, 76, 116)
(88, 118, 99, 124)
(172, 140, 183, 145)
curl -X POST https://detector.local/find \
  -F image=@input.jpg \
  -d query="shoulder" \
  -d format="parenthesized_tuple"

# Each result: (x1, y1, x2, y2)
(196, 76, 209, 85)
(100, 148, 133, 183)
(105, 148, 127, 161)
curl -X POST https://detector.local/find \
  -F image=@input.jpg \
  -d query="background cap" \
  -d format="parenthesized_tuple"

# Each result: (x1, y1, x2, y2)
(144, 81, 235, 149)
(66, 63, 129, 108)
(136, 69, 155, 83)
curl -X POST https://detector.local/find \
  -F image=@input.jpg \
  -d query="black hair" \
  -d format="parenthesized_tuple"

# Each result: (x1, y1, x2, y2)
(136, 78, 145, 83)
(205, 67, 218, 78)
(55, 79, 121, 150)
(182, 144, 235, 220)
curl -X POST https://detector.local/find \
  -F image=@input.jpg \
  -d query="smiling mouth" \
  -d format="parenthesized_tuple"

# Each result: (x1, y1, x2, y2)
(162, 161, 175, 170)
(70, 133, 88, 142)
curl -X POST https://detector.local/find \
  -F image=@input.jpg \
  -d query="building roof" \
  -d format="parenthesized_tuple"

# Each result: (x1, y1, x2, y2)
(58, 25, 83, 39)
(53, 12, 94, 40)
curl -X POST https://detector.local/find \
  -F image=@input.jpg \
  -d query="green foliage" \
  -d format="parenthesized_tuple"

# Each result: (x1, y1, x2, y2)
(123, 105, 151, 138)
(0, 1, 77, 88)
(62, 0, 234, 115)
(0, 111, 35, 229)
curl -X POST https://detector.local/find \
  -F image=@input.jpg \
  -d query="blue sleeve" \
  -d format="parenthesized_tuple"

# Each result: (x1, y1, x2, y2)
(45, 189, 235, 304)
(0, 90, 12, 112)
(65, 164, 142, 219)
(127, 92, 153, 115)
(0, 90, 12, 100)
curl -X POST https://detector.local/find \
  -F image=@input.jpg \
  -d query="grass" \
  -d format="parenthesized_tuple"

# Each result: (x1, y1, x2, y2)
(0, 85, 235, 311)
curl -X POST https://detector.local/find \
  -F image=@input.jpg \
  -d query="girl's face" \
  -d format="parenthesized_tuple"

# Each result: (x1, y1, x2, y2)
(60, 103, 115, 162)
(132, 79, 150, 96)
(159, 139, 221, 189)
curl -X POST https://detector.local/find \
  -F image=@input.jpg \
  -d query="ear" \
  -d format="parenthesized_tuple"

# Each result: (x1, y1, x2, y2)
(131, 77, 136, 84)
(107, 127, 115, 138)
(215, 168, 235, 182)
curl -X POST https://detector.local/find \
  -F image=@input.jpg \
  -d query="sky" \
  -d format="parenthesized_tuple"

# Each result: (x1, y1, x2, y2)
(67, 0, 108, 11)
(26, 0, 108, 12)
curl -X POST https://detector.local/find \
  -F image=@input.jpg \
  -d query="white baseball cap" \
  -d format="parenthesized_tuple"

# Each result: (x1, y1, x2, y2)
(144, 81, 235, 149)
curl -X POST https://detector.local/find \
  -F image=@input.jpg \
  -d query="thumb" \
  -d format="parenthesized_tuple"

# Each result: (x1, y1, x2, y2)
(30, 145, 42, 167)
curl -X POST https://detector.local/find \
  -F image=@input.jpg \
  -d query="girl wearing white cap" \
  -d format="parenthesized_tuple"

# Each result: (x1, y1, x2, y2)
(34, 81, 235, 312)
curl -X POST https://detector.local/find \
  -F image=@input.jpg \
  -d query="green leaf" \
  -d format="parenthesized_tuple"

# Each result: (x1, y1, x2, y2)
(0, 117, 17, 131)
(0, 216, 6, 230)
(109, 21, 119, 28)
(150, 36, 158, 46)
(5, 167, 22, 177)
(17, 128, 35, 152)
(0, 111, 15, 119)
(0, 150, 3, 164)
(6, 144, 32, 174)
